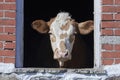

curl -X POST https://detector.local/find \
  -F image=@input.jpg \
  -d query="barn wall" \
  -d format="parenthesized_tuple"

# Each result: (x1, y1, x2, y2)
(0, 0, 120, 79)
(0, 0, 16, 64)
(0, 0, 119, 68)
(101, 0, 120, 65)
(0, 0, 120, 68)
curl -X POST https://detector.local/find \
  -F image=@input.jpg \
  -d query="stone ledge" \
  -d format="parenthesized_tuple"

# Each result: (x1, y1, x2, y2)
(0, 73, 119, 80)
(15, 68, 106, 75)
(105, 76, 120, 80)
(0, 66, 119, 80)
(0, 64, 120, 80)
(14, 68, 107, 80)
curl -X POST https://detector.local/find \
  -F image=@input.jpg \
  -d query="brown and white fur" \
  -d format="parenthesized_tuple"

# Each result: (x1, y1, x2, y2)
(32, 12, 94, 67)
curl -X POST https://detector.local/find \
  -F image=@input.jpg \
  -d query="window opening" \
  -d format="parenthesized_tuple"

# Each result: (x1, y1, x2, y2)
(23, 0, 94, 68)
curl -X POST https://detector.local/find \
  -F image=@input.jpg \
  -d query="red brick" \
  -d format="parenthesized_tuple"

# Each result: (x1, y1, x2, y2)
(102, 6, 116, 12)
(4, 57, 15, 63)
(115, 59, 120, 64)
(115, 0, 120, 5)
(115, 30, 120, 36)
(0, 4, 16, 10)
(0, 12, 3, 17)
(102, 6, 120, 13)
(102, 21, 115, 28)
(0, 42, 3, 48)
(102, 21, 120, 28)
(115, 44, 120, 50)
(5, 11, 16, 18)
(101, 29, 113, 35)
(0, 50, 15, 56)
(116, 6, 120, 12)
(0, 19, 16, 25)
(0, 35, 16, 41)
(102, 59, 114, 65)
(5, 0, 15, 2)
(102, 14, 113, 20)
(4, 42, 15, 49)
(0, 57, 3, 62)
(114, 52, 120, 58)
(0, 0, 3, 2)
(102, 52, 113, 58)
(102, 0, 113, 5)
(115, 22, 120, 28)
(115, 14, 120, 20)
(0, 27, 3, 32)
(102, 44, 113, 50)
(102, 52, 120, 58)
(5, 27, 15, 33)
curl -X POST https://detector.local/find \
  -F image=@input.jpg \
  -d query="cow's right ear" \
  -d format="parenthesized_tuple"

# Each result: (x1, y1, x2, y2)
(32, 20, 49, 33)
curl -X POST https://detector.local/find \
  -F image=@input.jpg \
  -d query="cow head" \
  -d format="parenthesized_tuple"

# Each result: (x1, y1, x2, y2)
(32, 12, 94, 67)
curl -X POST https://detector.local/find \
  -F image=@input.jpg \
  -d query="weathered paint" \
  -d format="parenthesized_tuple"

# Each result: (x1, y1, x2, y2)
(16, 0, 24, 68)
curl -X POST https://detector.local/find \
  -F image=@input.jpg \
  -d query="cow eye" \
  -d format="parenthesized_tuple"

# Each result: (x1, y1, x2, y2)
(48, 31, 52, 34)
(48, 30, 52, 35)
(74, 31, 77, 35)
(48, 32, 52, 35)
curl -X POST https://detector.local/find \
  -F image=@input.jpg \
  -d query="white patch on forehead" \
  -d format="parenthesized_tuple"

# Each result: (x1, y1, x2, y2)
(50, 12, 71, 30)
(67, 24, 74, 35)
(50, 12, 74, 35)
(56, 12, 71, 21)
(49, 12, 75, 53)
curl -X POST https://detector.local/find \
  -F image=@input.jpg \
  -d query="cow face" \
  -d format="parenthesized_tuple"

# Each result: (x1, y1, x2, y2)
(32, 12, 94, 67)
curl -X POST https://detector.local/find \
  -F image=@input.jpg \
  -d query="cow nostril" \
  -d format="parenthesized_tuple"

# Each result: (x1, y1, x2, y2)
(65, 52, 68, 57)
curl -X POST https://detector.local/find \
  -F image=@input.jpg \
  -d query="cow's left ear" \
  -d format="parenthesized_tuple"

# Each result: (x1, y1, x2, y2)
(32, 20, 49, 33)
(78, 20, 94, 35)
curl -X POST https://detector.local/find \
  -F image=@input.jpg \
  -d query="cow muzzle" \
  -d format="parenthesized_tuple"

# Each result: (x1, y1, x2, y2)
(54, 49, 71, 67)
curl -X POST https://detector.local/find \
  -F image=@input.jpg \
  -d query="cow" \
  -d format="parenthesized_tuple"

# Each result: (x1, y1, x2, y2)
(32, 12, 94, 68)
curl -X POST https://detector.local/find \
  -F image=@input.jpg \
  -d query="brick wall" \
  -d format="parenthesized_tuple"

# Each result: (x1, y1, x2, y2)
(101, 0, 120, 65)
(0, 0, 16, 63)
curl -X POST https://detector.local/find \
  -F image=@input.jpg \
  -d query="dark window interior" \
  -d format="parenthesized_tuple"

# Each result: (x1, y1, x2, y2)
(24, 0, 94, 68)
